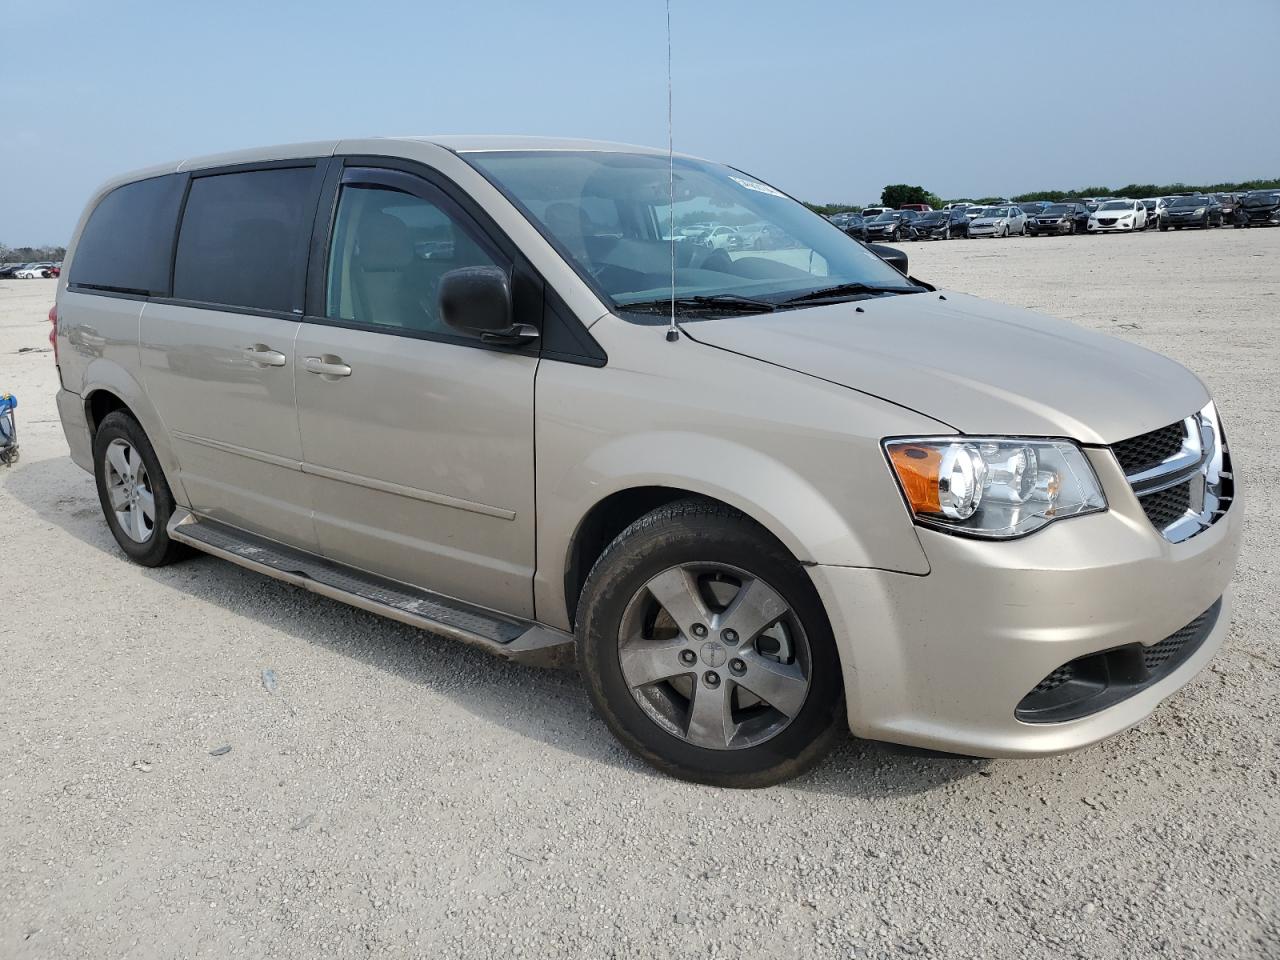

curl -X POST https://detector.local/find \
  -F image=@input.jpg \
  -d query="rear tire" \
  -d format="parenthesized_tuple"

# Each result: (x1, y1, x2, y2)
(575, 498, 845, 787)
(92, 411, 189, 567)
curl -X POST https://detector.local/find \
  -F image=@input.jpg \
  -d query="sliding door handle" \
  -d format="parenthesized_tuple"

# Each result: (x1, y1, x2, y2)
(303, 355, 352, 378)
(242, 344, 288, 367)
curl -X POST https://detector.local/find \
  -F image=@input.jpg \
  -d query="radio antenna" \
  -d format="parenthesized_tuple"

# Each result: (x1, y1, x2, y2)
(664, 0, 679, 342)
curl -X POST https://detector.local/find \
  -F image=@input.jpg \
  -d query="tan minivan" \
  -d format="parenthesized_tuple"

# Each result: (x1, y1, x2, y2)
(53, 137, 1241, 786)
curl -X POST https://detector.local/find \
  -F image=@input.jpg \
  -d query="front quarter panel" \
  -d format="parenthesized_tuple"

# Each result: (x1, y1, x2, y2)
(533, 315, 950, 629)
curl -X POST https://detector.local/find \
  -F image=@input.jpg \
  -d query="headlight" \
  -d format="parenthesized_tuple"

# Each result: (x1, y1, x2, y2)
(1194, 207, 1205, 215)
(885, 437, 1107, 539)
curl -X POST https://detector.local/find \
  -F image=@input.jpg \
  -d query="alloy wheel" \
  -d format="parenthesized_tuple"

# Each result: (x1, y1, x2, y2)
(103, 438, 156, 543)
(617, 563, 811, 751)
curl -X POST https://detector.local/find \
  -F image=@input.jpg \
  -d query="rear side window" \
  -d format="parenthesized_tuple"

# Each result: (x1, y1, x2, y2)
(69, 175, 184, 295)
(173, 167, 315, 312)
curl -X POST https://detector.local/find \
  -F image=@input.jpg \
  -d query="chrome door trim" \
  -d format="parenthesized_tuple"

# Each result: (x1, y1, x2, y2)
(300, 461, 516, 520)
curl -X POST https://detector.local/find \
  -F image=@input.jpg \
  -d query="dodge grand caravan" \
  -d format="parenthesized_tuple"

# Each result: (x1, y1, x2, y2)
(53, 137, 1241, 786)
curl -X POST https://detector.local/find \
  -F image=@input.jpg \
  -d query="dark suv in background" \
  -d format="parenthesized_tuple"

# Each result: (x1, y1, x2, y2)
(1159, 195, 1222, 230)
(829, 212, 867, 240)
(1027, 203, 1087, 236)
(1239, 189, 1280, 227)
(912, 208, 970, 239)
(864, 210, 920, 242)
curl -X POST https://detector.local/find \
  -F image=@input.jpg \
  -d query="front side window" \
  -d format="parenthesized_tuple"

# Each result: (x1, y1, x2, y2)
(173, 167, 315, 312)
(325, 183, 506, 336)
(465, 151, 919, 318)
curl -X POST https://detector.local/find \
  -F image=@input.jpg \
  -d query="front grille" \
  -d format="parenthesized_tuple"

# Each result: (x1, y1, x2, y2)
(1139, 481, 1192, 529)
(1112, 422, 1186, 474)
(1016, 600, 1222, 723)
(1099, 217, 1117, 225)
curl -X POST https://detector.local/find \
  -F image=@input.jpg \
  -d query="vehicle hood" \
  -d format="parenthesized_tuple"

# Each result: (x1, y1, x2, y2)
(683, 291, 1209, 444)
(969, 217, 1003, 226)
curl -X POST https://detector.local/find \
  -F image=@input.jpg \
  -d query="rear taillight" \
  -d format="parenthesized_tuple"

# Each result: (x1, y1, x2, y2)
(48, 303, 58, 364)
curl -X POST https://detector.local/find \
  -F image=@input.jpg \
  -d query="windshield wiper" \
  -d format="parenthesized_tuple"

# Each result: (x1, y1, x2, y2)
(621, 294, 777, 315)
(777, 282, 919, 306)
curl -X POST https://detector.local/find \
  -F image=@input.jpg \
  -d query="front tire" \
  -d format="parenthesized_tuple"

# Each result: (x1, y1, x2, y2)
(92, 411, 189, 567)
(576, 498, 845, 787)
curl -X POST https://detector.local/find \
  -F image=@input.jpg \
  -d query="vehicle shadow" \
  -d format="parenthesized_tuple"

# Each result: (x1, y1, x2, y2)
(4, 453, 990, 799)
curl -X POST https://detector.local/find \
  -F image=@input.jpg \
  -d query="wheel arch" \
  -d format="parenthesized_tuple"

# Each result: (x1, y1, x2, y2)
(547, 430, 915, 630)
(80, 362, 187, 505)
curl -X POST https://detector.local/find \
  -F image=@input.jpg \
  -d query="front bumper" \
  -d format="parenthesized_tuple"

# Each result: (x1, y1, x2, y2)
(809, 447, 1242, 757)
(967, 225, 998, 236)
(1088, 221, 1138, 231)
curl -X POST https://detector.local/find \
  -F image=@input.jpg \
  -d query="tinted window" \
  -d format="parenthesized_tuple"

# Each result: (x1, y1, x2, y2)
(69, 175, 184, 295)
(173, 167, 315, 312)
(325, 183, 507, 336)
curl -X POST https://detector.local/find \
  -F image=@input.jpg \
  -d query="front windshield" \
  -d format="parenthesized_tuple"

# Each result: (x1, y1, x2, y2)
(982, 207, 1009, 218)
(1171, 196, 1207, 208)
(872, 212, 901, 222)
(465, 151, 919, 314)
(919, 212, 946, 222)
(1244, 192, 1280, 207)
(1098, 200, 1131, 211)
(1041, 205, 1070, 215)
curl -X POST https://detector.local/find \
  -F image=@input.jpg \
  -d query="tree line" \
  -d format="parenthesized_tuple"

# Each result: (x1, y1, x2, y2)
(0, 244, 67, 264)
(807, 176, 1280, 215)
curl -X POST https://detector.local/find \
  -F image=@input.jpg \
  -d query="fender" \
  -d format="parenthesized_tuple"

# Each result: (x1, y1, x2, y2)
(533, 428, 934, 631)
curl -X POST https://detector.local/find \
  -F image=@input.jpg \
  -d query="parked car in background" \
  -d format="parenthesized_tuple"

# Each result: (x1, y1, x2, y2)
(1088, 199, 1148, 233)
(912, 208, 970, 240)
(0, 264, 23, 279)
(1027, 203, 1087, 236)
(1016, 201, 1051, 219)
(898, 203, 933, 212)
(15, 263, 52, 279)
(835, 213, 867, 240)
(861, 207, 892, 219)
(734, 223, 795, 249)
(864, 210, 920, 242)
(1238, 189, 1280, 227)
(1216, 194, 1239, 222)
(1140, 198, 1160, 223)
(966, 206, 1027, 238)
(1159, 195, 1222, 230)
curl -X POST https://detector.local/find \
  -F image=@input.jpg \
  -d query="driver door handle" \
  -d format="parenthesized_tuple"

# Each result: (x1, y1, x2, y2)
(303, 356, 352, 378)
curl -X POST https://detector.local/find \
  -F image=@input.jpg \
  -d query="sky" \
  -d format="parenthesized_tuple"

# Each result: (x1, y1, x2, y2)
(2, 0, 1278, 245)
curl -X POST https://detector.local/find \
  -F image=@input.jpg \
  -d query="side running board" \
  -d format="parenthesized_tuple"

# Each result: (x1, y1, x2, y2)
(167, 510, 573, 668)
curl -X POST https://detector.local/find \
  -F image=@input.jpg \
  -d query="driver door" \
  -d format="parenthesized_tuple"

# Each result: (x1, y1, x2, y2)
(293, 166, 540, 616)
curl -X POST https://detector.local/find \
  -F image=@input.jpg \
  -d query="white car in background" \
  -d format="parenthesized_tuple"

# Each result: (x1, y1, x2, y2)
(15, 264, 52, 279)
(1088, 199, 1148, 233)
(966, 206, 1027, 238)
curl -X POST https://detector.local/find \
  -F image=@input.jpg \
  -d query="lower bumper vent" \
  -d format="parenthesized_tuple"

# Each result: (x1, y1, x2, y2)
(1015, 600, 1221, 723)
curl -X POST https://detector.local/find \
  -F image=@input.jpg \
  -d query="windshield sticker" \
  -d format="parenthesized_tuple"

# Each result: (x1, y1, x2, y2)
(729, 176, 786, 199)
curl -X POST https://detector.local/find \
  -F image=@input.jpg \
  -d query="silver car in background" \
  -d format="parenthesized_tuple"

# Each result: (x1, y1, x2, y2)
(966, 206, 1028, 237)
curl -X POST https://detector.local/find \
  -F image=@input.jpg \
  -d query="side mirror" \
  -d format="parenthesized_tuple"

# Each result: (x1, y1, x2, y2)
(865, 241, 908, 275)
(438, 266, 536, 343)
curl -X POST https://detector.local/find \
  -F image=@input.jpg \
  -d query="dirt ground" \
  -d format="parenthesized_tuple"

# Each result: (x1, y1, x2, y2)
(2, 227, 1278, 959)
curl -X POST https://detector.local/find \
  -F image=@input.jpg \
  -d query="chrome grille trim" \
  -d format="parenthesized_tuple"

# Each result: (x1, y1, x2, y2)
(1114, 403, 1233, 544)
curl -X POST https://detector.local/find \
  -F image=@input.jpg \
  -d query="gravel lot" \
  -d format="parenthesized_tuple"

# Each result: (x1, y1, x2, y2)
(2, 229, 1278, 959)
